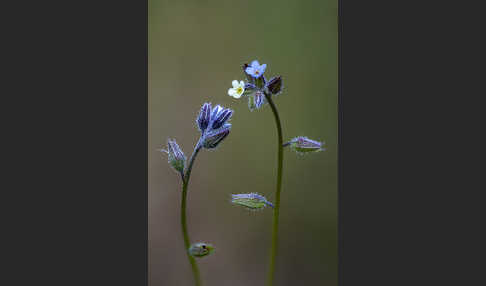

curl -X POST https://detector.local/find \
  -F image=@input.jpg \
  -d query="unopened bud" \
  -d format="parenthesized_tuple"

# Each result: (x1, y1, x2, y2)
(243, 82, 257, 96)
(288, 136, 325, 154)
(196, 102, 211, 133)
(266, 76, 283, 95)
(188, 242, 215, 258)
(163, 139, 186, 173)
(211, 107, 233, 130)
(254, 91, 265, 109)
(201, 124, 231, 149)
(231, 193, 274, 210)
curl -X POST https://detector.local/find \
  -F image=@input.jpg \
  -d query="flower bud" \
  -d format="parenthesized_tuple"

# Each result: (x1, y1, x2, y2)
(164, 139, 186, 173)
(211, 108, 233, 130)
(201, 124, 231, 149)
(266, 76, 283, 95)
(254, 91, 265, 109)
(243, 82, 257, 96)
(288, 136, 325, 154)
(196, 102, 211, 132)
(231, 193, 274, 210)
(188, 242, 215, 258)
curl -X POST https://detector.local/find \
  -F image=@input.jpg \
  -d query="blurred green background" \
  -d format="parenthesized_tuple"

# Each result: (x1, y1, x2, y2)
(149, 0, 337, 285)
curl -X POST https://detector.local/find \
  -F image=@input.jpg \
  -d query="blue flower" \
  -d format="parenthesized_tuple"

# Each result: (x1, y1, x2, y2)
(245, 60, 267, 78)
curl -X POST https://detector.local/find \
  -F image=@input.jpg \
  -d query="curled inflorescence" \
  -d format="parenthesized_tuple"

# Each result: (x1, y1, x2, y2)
(197, 103, 233, 149)
(228, 60, 283, 111)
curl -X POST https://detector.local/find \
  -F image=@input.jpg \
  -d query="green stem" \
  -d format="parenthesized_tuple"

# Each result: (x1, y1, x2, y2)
(265, 93, 284, 286)
(181, 143, 202, 286)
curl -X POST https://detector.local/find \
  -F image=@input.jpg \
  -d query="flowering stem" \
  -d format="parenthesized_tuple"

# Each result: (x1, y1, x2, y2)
(265, 93, 284, 286)
(181, 142, 202, 286)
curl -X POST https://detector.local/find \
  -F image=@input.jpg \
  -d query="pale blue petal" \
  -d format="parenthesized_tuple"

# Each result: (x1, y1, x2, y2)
(260, 64, 267, 73)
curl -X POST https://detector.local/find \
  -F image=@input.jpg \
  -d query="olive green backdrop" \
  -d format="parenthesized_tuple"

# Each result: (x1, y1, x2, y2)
(149, 0, 337, 285)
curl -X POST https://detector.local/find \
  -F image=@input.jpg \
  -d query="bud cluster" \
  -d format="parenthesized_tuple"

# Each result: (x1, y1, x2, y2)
(196, 103, 233, 149)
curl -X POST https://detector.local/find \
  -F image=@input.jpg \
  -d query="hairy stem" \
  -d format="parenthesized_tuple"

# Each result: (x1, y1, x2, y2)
(181, 143, 202, 286)
(265, 93, 284, 286)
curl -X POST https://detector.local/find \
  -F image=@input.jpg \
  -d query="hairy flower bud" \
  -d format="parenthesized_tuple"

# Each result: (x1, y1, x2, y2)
(201, 124, 231, 149)
(254, 91, 265, 109)
(196, 102, 211, 133)
(288, 136, 325, 154)
(243, 82, 257, 96)
(211, 108, 233, 130)
(188, 242, 215, 258)
(266, 76, 283, 95)
(231, 193, 274, 210)
(197, 103, 233, 149)
(163, 139, 186, 173)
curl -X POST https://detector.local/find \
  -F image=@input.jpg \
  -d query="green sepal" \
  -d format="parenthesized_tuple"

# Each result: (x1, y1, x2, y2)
(254, 76, 265, 89)
(248, 95, 256, 111)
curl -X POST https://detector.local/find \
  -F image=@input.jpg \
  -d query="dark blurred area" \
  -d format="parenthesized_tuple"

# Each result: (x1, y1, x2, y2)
(149, 0, 337, 285)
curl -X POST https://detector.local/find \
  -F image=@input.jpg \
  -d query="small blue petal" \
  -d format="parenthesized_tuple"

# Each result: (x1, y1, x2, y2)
(245, 66, 255, 75)
(250, 60, 260, 68)
(260, 64, 267, 73)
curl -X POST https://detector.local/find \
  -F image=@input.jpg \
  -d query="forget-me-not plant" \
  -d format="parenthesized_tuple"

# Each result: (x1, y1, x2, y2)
(228, 60, 325, 286)
(161, 102, 233, 286)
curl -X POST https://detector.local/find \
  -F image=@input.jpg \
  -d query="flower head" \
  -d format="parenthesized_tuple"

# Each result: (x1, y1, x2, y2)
(231, 193, 274, 210)
(228, 80, 245, 99)
(197, 103, 233, 149)
(161, 139, 186, 174)
(232, 60, 281, 111)
(245, 60, 267, 79)
(288, 136, 325, 154)
(188, 242, 215, 258)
